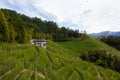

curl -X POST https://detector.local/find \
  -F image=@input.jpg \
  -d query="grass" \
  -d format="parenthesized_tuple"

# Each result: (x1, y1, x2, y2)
(0, 39, 120, 80)
(58, 37, 120, 57)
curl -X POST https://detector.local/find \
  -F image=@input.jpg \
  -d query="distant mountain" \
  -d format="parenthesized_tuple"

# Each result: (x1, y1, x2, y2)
(89, 31, 120, 37)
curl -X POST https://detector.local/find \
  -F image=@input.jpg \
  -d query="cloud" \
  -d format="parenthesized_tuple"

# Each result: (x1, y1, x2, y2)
(58, 19, 79, 30)
(0, 0, 120, 33)
(0, 0, 58, 21)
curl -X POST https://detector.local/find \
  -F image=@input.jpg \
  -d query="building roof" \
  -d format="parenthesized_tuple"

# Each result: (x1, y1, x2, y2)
(32, 39, 46, 42)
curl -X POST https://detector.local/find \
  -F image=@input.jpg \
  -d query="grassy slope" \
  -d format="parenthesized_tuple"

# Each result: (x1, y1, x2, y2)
(58, 37, 120, 57)
(0, 40, 120, 80)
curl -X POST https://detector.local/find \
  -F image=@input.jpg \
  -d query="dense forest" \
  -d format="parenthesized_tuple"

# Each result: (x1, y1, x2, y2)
(0, 8, 86, 43)
(99, 36, 120, 51)
(81, 49, 120, 73)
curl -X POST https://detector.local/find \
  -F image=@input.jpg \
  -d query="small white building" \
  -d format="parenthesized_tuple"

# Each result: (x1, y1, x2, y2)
(30, 39, 46, 48)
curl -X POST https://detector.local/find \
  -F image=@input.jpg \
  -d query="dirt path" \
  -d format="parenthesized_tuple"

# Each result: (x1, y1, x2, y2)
(95, 66, 103, 80)
(37, 72, 45, 78)
(28, 71, 34, 80)
(0, 70, 12, 80)
(28, 47, 45, 80)
(13, 69, 27, 80)
(34, 47, 45, 79)
(28, 71, 45, 80)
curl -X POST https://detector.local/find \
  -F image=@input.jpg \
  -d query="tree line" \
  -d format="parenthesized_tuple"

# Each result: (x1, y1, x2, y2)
(0, 8, 87, 43)
(99, 36, 120, 50)
(80, 49, 120, 73)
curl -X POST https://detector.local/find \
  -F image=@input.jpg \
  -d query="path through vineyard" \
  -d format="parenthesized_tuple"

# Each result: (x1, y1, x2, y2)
(0, 46, 45, 80)
(0, 70, 12, 80)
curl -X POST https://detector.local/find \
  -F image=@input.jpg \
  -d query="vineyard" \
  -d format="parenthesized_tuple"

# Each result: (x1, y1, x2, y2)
(0, 40, 120, 80)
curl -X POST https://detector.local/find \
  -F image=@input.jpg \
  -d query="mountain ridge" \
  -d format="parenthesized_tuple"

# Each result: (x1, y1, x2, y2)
(89, 31, 120, 37)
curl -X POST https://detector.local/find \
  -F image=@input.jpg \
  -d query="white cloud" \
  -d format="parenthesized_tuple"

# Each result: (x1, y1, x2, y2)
(0, 0, 120, 33)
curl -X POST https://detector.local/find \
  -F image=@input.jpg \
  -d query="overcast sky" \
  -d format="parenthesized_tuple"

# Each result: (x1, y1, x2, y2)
(0, 0, 120, 33)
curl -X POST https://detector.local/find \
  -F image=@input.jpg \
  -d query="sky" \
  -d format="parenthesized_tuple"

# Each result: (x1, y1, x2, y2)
(0, 0, 120, 33)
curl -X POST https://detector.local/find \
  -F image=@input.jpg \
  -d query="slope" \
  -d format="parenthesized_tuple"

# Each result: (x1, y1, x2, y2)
(58, 37, 120, 57)
(0, 40, 120, 80)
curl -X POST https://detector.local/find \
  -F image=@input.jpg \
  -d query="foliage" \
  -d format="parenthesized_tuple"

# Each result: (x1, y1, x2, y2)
(1, 8, 120, 79)
(0, 8, 84, 43)
(0, 10, 9, 41)
(1, 40, 120, 79)
(81, 49, 120, 73)
(58, 37, 120, 57)
(99, 36, 120, 50)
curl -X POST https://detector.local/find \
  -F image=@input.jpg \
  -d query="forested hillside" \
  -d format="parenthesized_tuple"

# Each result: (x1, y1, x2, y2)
(99, 36, 120, 51)
(0, 8, 85, 43)
(59, 38, 120, 73)
(1, 8, 120, 80)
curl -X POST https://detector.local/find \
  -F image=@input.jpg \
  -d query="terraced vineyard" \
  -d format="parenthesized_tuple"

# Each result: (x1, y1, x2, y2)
(58, 37, 120, 57)
(0, 40, 120, 80)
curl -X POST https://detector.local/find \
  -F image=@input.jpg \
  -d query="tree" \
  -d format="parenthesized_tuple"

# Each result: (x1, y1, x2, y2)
(0, 9, 82, 43)
(9, 25, 15, 42)
(0, 10, 9, 41)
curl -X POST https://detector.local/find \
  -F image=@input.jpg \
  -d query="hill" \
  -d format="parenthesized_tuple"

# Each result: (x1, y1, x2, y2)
(58, 37, 120, 57)
(99, 36, 120, 51)
(58, 37, 120, 73)
(89, 31, 120, 37)
(0, 40, 120, 80)
(1, 8, 120, 80)
(0, 8, 81, 43)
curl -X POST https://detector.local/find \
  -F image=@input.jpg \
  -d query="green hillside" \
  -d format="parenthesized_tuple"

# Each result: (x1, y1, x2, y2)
(58, 37, 120, 57)
(0, 40, 120, 80)
(0, 9, 81, 43)
(0, 8, 120, 80)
